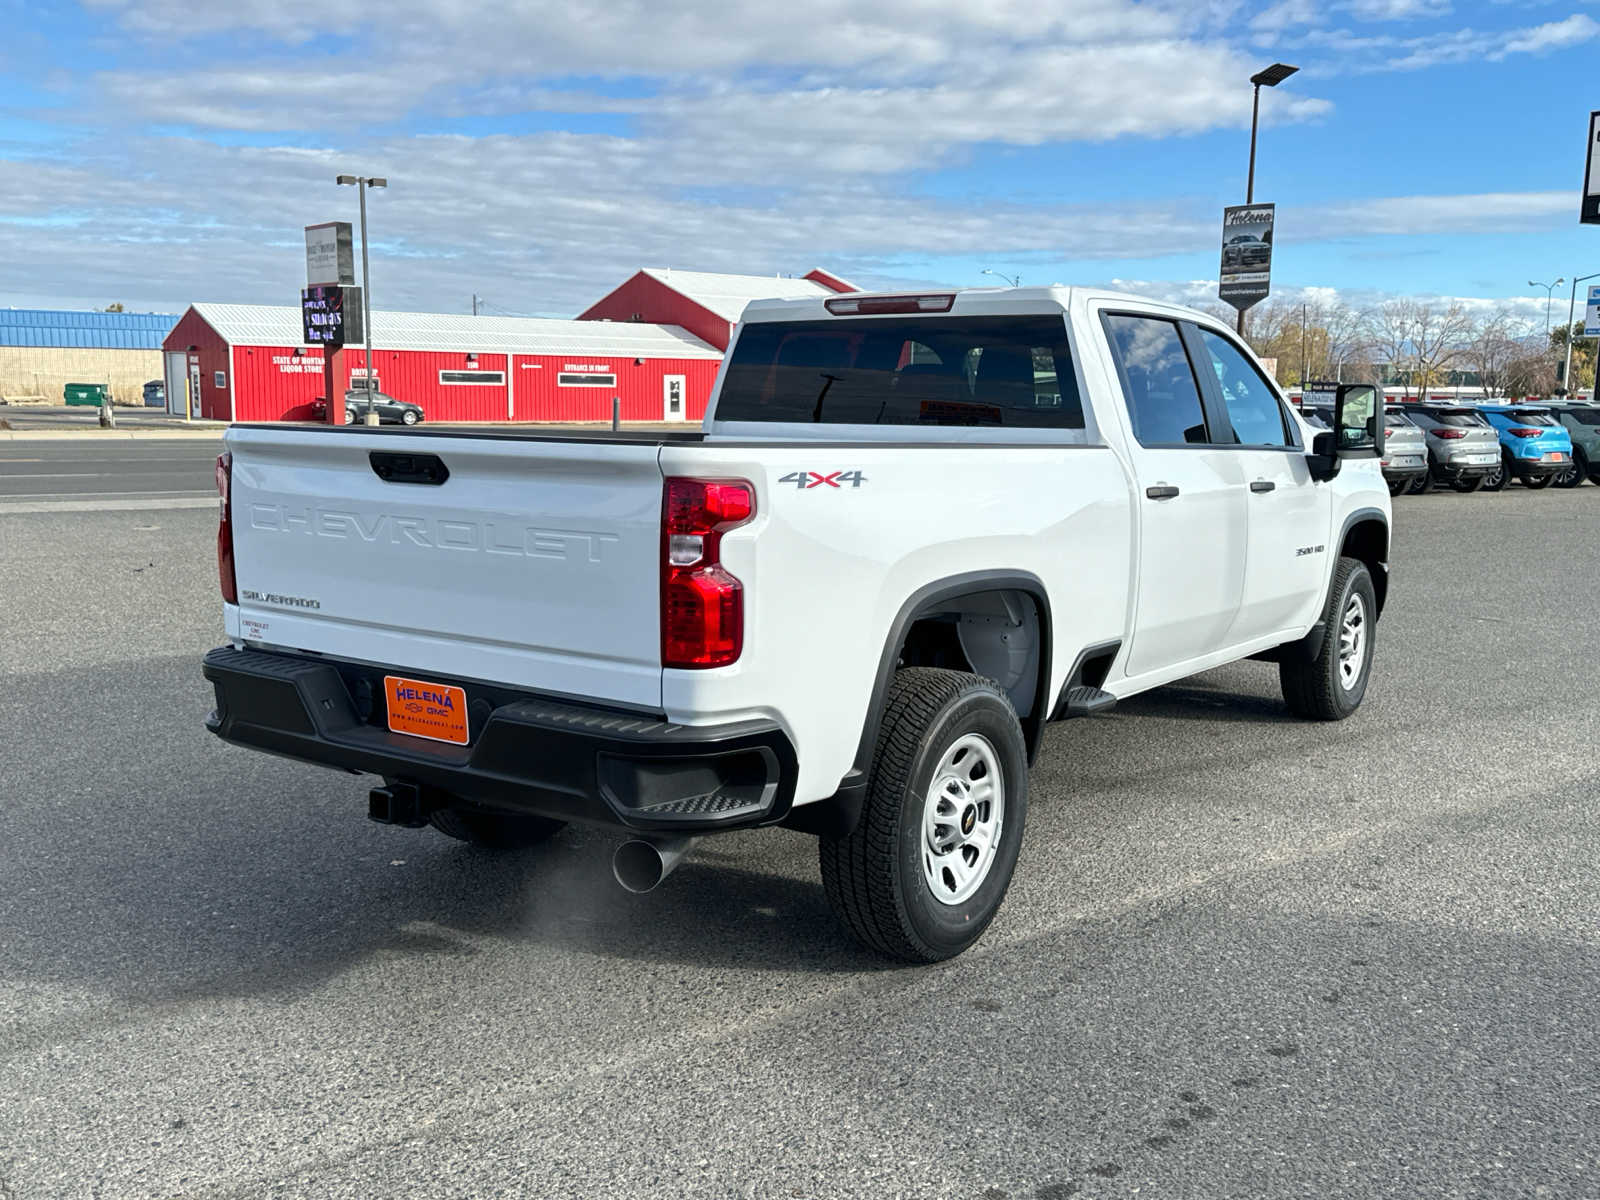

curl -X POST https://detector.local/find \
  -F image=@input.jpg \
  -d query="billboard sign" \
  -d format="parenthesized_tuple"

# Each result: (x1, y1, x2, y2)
(305, 222, 355, 286)
(1219, 203, 1275, 313)
(301, 285, 363, 347)
(1583, 111, 1600, 226)
(1586, 286, 1600, 338)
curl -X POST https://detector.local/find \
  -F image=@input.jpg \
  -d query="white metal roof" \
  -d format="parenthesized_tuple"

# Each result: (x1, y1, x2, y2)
(187, 302, 723, 358)
(640, 269, 840, 324)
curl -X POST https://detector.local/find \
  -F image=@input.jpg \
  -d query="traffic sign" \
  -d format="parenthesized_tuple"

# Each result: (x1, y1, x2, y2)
(1585, 285, 1600, 338)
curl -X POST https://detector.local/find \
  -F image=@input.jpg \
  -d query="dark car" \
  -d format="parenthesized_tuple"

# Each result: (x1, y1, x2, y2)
(312, 389, 425, 425)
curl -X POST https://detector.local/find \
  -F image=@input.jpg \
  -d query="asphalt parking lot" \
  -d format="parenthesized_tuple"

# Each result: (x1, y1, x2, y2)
(2, 446, 1598, 1199)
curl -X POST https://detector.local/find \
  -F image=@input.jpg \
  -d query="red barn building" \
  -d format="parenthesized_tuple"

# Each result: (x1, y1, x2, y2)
(163, 303, 724, 423)
(579, 267, 855, 351)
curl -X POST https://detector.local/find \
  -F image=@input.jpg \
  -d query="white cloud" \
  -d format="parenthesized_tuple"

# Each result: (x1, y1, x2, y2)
(1302, 10, 1599, 71)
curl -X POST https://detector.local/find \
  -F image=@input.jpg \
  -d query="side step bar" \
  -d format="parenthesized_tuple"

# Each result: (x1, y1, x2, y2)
(1061, 686, 1117, 719)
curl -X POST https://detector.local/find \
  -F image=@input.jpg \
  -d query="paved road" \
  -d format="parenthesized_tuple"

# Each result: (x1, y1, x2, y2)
(0, 439, 221, 504)
(3, 483, 1599, 1199)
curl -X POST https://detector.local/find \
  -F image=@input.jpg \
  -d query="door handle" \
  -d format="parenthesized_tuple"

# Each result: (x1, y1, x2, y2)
(1145, 485, 1180, 500)
(1249, 480, 1276, 493)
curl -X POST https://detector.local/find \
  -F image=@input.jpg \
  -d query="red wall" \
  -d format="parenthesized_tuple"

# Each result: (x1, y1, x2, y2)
(163, 308, 234, 420)
(511, 355, 720, 422)
(232, 343, 329, 421)
(578, 272, 734, 351)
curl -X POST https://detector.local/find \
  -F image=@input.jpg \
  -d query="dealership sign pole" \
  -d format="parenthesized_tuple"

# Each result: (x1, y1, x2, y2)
(1219, 202, 1275, 327)
(304, 222, 357, 425)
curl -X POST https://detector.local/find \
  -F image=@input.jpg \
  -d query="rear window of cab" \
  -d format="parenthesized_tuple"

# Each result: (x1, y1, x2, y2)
(715, 316, 1084, 428)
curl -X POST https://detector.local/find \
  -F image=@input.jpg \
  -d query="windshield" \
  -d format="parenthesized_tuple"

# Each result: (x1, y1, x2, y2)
(715, 315, 1083, 427)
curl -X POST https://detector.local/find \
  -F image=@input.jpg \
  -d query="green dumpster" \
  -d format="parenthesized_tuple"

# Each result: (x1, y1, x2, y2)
(64, 382, 111, 406)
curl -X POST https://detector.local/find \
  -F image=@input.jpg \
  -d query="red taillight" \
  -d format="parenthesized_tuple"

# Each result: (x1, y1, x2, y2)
(1508, 427, 1541, 438)
(1384, 428, 1396, 438)
(1432, 428, 1466, 439)
(661, 478, 754, 669)
(216, 451, 237, 604)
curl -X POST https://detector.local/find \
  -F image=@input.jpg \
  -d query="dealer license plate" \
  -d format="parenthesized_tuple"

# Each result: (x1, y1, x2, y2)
(1465, 453, 1498, 464)
(1392, 455, 1423, 467)
(1544, 452, 1568, 463)
(384, 675, 469, 745)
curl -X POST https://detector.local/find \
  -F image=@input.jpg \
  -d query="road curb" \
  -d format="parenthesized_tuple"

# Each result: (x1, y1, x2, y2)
(0, 427, 228, 441)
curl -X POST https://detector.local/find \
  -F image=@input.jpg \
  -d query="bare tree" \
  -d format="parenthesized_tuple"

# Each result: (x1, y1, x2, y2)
(1462, 312, 1523, 399)
(1366, 300, 1473, 399)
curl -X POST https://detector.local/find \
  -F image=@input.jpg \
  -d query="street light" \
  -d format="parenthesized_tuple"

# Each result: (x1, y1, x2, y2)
(1528, 277, 1564, 340)
(336, 174, 387, 408)
(1561, 272, 1600, 396)
(981, 268, 1020, 287)
(1237, 62, 1298, 334)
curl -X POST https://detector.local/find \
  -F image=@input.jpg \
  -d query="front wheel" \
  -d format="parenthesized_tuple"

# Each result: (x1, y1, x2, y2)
(1280, 557, 1376, 721)
(342, 407, 356, 425)
(401, 409, 419, 425)
(819, 668, 1028, 963)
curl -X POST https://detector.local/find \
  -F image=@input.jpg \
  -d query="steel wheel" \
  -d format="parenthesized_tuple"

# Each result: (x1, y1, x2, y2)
(1338, 593, 1368, 692)
(920, 733, 1004, 906)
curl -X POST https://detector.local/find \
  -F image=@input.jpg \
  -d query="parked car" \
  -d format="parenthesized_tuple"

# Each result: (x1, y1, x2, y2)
(311, 389, 426, 426)
(1547, 403, 1600, 487)
(202, 285, 1391, 963)
(1392, 403, 1502, 493)
(1221, 235, 1269, 269)
(1305, 404, 1424, 496)
(1475, 405, 1574, 491)
(142, 380, 165, 407)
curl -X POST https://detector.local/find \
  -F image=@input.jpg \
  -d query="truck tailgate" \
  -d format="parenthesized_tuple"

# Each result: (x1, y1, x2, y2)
(225, 428, 664, 708)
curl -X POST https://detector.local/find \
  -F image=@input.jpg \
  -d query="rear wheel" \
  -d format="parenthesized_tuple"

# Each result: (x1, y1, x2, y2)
(1523, 472, 1554, 490)
(342, 407, 356, 425)
(1449, 475, 1482, 493)
(429, 805, 566, 849)
(819, 668, 1028, 963)
(1555, 451, 1584, 488)
(1280, 557, 1376, 722)
(1482, 456, 1509, 492)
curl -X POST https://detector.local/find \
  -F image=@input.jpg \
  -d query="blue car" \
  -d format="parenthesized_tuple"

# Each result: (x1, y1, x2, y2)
(1479, 405, 1574, 491)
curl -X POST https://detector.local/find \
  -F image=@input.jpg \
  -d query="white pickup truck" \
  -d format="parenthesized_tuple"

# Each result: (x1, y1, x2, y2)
(203, 287, 1391, 962)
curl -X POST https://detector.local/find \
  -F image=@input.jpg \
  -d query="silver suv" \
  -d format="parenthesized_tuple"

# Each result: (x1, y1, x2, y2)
(1305, 404, 1426, 495)
(1394, 404, 1502, 493)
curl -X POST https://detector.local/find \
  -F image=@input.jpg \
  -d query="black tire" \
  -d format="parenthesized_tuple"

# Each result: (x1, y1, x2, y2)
(429, 805, 566, 849)
(1279, 557, 1376, 722)
(1523, 472, 1554, 490)
(1482, 456, 1509, 492)
(819, 668, 1028, 963)
(1555, 451, 1585, 488)
(1449, 475, 1482, 493)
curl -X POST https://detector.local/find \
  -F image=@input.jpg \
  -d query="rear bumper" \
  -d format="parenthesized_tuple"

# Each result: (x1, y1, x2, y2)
(1512, 455, 1566, 478)
(202, 646, 796, 833)
(1434, 457, 1496, 479)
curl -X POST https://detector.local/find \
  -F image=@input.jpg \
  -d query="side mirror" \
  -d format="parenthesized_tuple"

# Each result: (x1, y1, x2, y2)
(1334, 383, 1380, 457)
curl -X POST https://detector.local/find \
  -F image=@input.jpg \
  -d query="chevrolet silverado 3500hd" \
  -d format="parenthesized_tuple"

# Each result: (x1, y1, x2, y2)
(202, 287, 1390, 962)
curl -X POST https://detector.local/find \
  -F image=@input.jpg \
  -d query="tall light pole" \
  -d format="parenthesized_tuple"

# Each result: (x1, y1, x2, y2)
(1529, 277, 1564, 339)
(1561, 271, 1600, 396)
(336, 174, 386, 407)
(981, 268, 1020, 287)
(1238, 62, 1298, 335)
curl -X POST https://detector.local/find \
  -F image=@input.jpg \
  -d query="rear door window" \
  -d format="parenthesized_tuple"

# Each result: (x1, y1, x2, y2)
(1102, 315, 1211, 446)
(714, 315, 1083, 427)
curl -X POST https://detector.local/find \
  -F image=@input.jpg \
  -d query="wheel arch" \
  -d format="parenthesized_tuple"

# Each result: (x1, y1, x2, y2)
(783, 570, 1052, 838)
(1337, 507, 1389, 617)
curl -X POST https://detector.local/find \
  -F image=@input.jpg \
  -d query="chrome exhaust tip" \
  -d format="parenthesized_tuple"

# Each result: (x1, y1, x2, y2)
(612, 835, 695, 893)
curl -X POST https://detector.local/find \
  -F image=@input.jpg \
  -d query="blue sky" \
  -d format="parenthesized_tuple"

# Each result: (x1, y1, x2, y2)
(0, 0, 1596, 328)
